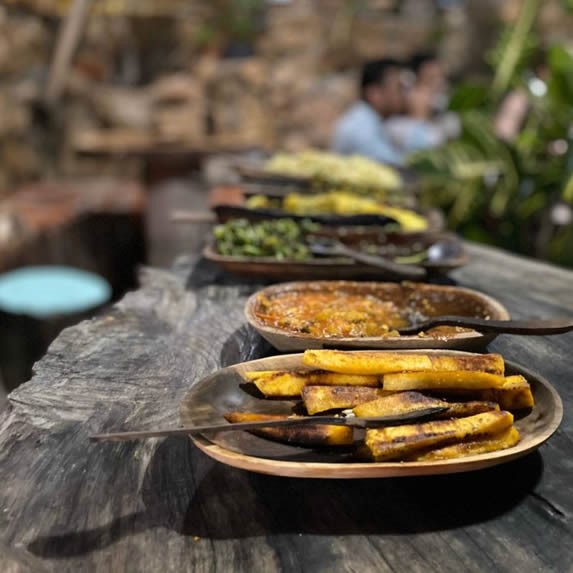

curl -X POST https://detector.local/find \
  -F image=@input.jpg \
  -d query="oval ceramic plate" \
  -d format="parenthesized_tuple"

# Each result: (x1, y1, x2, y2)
(208, 185, 441, 229)
(180, 351, 563, 478)
(233, 163, 419, 193)
(245, 281, 510, 352)
(203, 238, 468, 282)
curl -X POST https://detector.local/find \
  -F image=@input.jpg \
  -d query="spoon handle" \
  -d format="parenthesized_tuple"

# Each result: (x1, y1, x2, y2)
(336, 244, 427, 279)
(399, 316, 573, 336)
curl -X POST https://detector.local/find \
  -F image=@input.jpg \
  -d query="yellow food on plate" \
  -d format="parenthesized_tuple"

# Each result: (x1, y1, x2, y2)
(228, 351, 534, 463)
(436, 375, 534, 410)
(382, 371, 509, 391)
(302, 350, 504, 376)
(353, 391, 447, 418)
(365, 410, 514, 461)
(301, 385, 388, 415)
(245, 370, 380, 397)
(224, 412, 353, 446)
(264, 150, 402, 190)
(443, 400, 500, 417)
(352, 391, 499, 418)
(410, 426, 520, 461)
(283, 191, 428, 232)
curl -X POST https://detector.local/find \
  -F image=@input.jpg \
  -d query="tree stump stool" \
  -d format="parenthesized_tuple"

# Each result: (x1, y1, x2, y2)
(0, 266, 111, 392)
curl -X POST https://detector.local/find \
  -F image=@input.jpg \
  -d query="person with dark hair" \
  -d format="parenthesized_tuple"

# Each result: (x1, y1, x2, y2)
(332, 59, 407, 165)
(411, 53, 441, 82)
(410, 52, 449, 112)
(410, 52, 435, 73)
(386, 52, 460, 153)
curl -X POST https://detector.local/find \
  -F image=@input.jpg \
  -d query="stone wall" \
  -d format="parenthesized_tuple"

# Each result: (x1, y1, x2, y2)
(0, 0, 572, 195)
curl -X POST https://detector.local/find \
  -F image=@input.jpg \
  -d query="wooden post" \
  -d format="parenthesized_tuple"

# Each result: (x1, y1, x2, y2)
(45, 0, 95, 105)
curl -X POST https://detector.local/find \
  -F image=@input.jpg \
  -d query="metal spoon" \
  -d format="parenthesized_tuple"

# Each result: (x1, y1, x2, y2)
(90, 407, 447, 442)
(398, 316, 573, 336)
(309, 239, 427, 279)
(427, 240, 464, 262)
(391, 240, 463, 265)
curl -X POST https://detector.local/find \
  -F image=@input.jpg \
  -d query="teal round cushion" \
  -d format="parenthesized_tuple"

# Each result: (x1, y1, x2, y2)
(0, 266, 111, 318)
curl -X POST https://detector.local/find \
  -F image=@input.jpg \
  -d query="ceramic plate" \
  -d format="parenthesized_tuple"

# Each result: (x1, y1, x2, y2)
(203, 232, 467, 282)
(180, 351, 562, 478)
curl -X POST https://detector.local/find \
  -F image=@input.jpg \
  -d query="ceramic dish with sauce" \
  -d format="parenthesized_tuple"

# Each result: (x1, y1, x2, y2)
(245, 281, 510, 351)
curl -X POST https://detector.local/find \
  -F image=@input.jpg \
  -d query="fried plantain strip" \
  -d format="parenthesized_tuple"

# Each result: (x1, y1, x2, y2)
(302, 385, 389, 415)
(302, 350, 504, 375)
(429, 375, 534, 410)
(365, 410, 514, 461)
(224, 412, 353, 446)
(382, 370, 508, 391)
(409, 426, 520, 461)
(444, 400, 500, 417)
(246, 370, 380, 397)
(353, 391, 447, 418)
(353, 391, 499, 418)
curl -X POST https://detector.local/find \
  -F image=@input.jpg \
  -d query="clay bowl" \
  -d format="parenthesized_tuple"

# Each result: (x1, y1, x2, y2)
(245, 281, 510, 352)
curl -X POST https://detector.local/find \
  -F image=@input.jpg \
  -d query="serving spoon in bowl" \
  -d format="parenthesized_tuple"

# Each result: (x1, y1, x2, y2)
(308, 238, 427, 279)
(397, 316, 573, 336)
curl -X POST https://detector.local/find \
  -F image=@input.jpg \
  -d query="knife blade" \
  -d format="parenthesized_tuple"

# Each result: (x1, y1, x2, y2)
(90, 406, 448, 442)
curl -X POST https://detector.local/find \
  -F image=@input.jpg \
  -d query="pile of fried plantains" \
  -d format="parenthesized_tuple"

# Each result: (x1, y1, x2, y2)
(226, 350, 533, 462)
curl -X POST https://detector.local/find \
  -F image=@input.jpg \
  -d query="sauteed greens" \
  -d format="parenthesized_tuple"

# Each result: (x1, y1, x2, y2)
(214, 218, 319, 260)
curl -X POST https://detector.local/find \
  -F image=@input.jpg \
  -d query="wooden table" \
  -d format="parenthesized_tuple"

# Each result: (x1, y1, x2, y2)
(1, 226, 573, 571)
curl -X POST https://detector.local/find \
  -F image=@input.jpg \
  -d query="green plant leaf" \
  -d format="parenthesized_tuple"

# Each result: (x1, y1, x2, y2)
(562, 174, 573, 203)
(490, 0, 540, 100)
(448, 84, 490, 112)
(548, 45, 573, 106)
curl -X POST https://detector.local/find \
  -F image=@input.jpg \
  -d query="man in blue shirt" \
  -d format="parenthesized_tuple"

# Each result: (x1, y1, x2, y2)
(332, 59, 412, 166)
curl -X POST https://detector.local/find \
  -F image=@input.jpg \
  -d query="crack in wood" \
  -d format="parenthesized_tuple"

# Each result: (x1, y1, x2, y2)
(530, 491, 567, 519)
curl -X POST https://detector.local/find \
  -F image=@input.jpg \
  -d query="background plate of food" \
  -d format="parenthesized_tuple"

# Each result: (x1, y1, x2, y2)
(234, 149, 417, 195)
(209, 185, 438, 232)
(204, 219, 466, 281)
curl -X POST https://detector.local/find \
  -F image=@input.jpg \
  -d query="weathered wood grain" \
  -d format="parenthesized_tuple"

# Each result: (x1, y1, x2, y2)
(1, 236, 573, 572)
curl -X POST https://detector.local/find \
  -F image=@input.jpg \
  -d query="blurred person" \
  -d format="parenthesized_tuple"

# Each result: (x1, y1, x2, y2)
(332, 59, 409, 165)
(386, 53, 460, 153)
(410, 52, 449, 113)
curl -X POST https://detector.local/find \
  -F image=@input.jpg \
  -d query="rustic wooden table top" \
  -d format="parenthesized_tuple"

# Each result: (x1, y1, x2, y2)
(1, 229, 573, 572)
